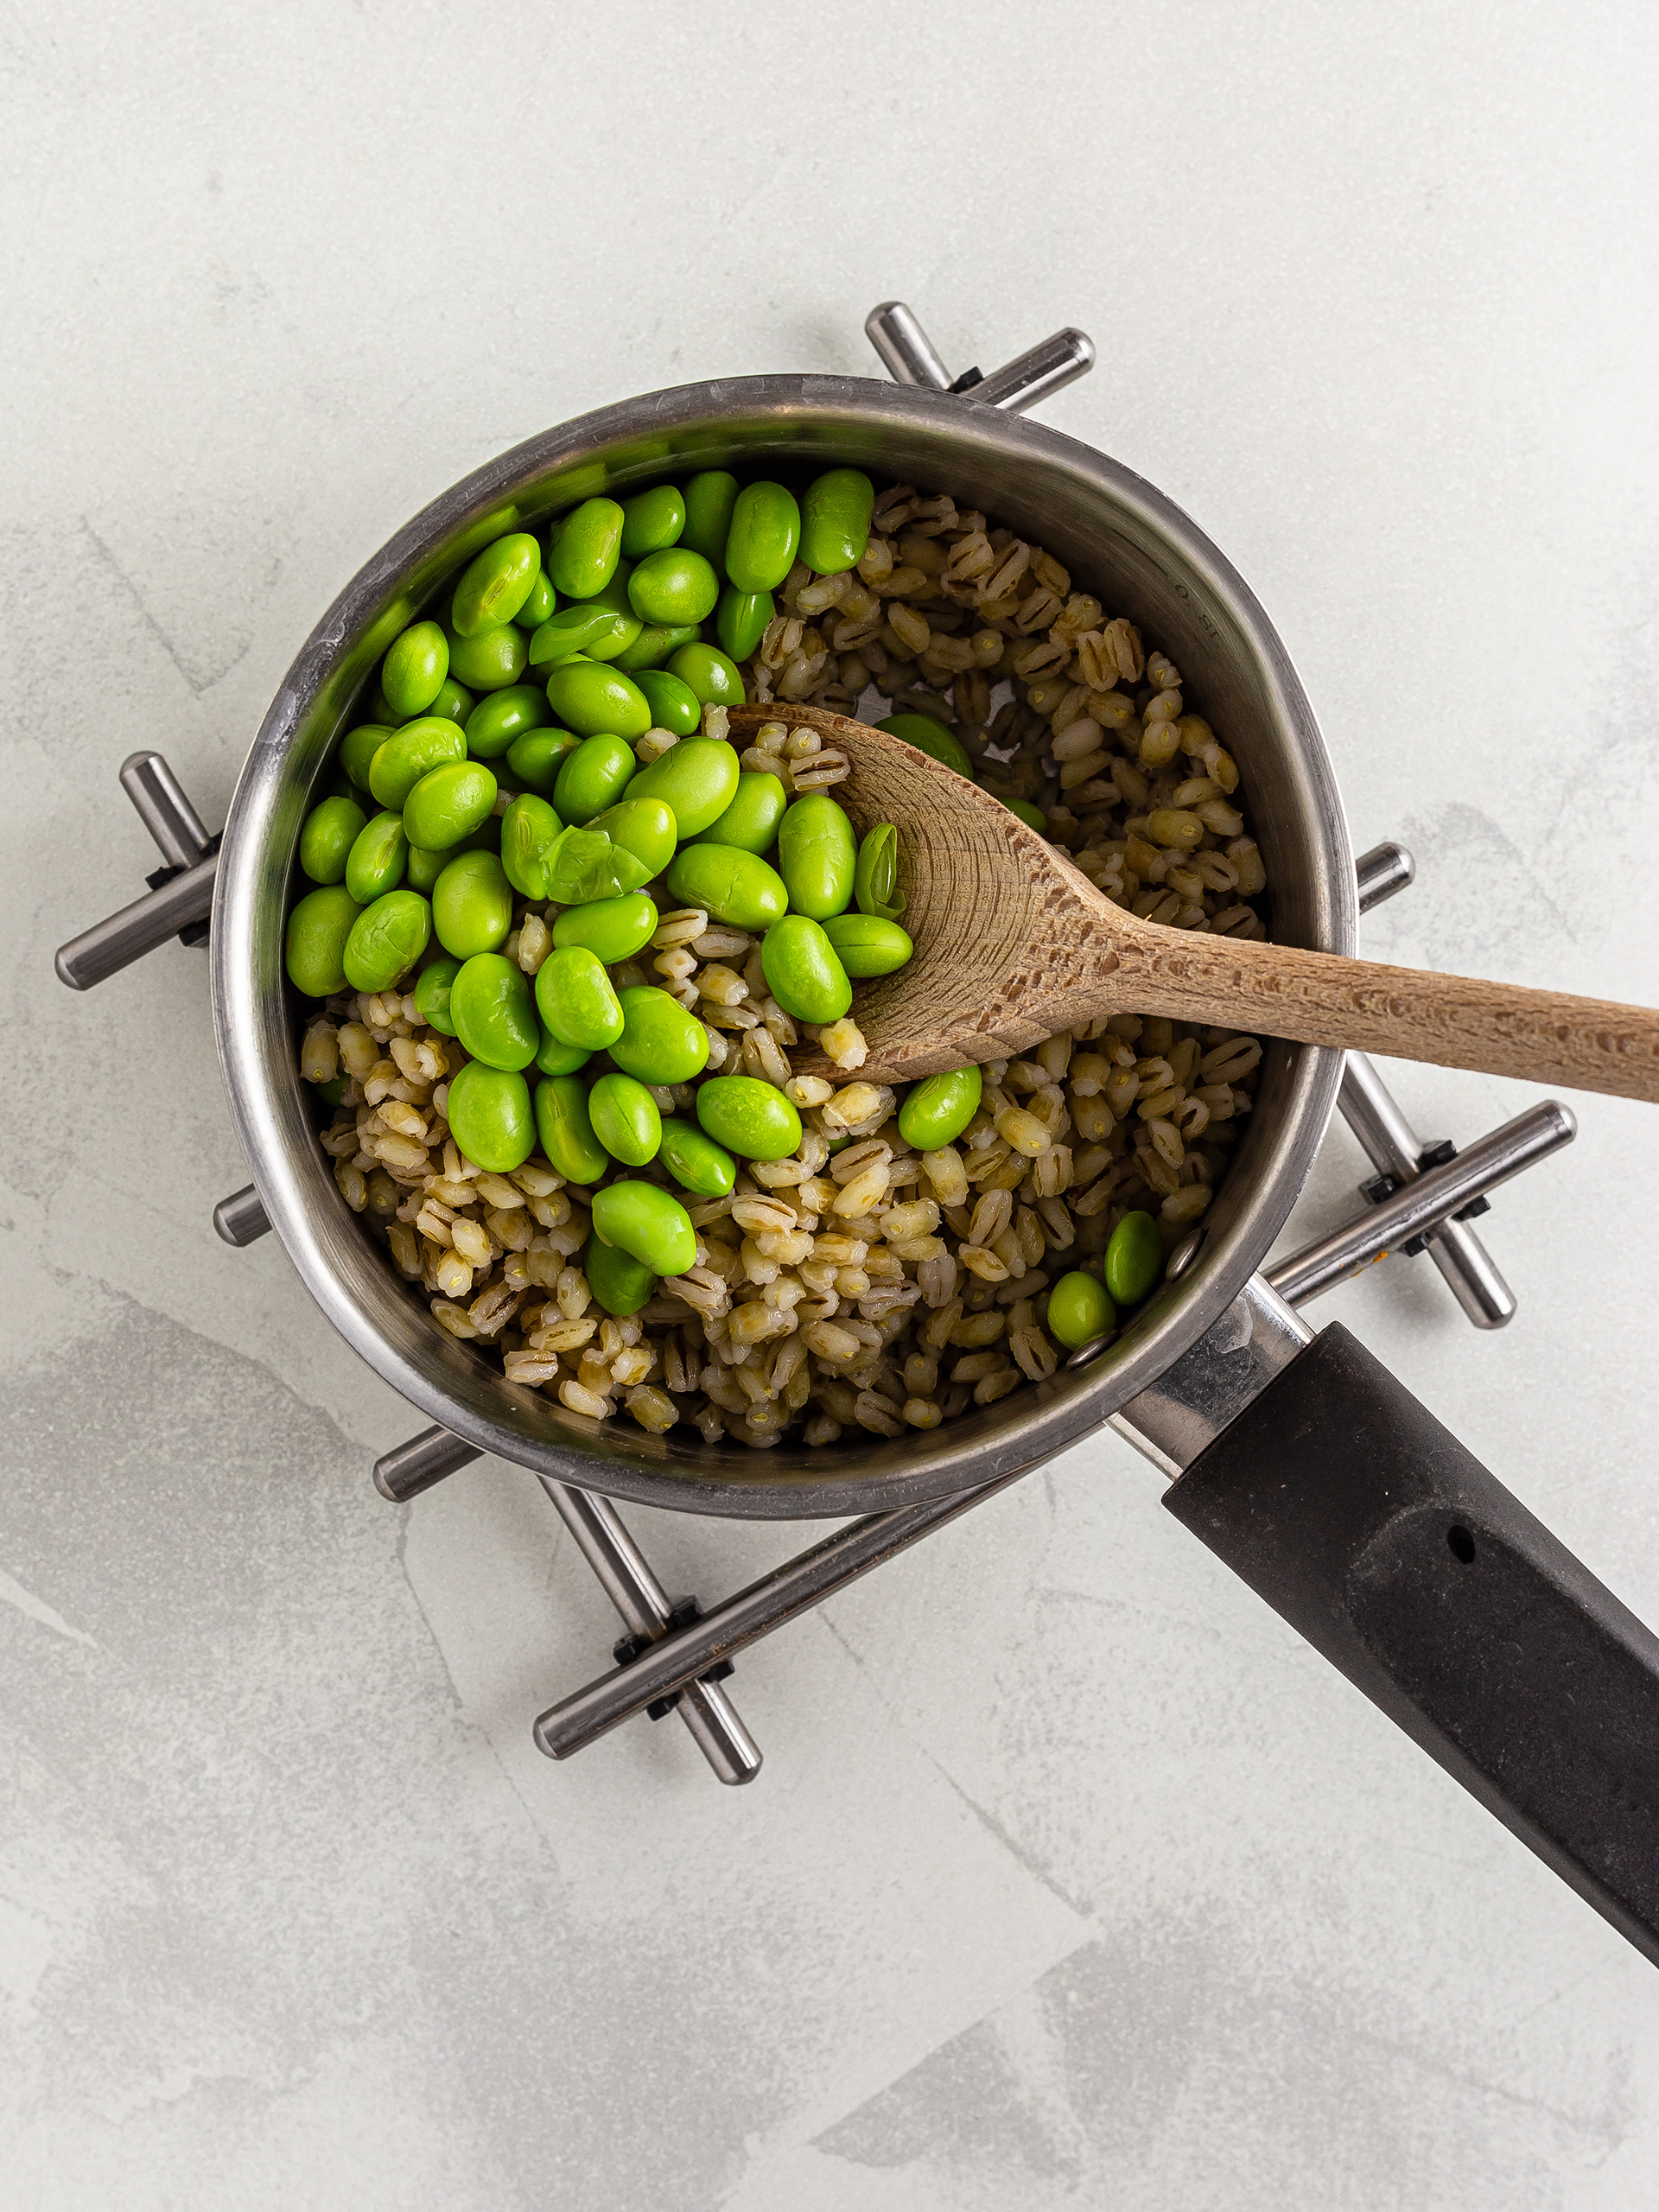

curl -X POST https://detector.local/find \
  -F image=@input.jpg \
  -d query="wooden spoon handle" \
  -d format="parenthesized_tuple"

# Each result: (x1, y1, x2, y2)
(1113, 927, 1659, 1101)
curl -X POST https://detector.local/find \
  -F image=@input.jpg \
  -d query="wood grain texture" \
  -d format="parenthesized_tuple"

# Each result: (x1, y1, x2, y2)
(728, 703, 1659, 1102)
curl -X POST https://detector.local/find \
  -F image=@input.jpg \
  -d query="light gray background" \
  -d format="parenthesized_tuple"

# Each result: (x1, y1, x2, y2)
(5, 3, 1659, 2205)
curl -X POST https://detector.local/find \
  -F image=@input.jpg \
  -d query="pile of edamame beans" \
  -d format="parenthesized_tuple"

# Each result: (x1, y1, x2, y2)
(288, 468, 931, 1307)
(286, 466, 1262, 1444)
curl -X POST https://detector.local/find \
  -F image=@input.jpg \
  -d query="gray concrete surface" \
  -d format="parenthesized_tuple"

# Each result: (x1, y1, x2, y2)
(5, 3, 1659, 2204)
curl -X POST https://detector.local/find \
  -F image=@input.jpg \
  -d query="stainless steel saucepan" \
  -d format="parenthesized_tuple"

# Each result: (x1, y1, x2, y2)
(58, 315, 1659, 1964)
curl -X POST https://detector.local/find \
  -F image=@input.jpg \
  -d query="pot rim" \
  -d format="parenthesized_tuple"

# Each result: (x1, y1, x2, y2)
(213, 372, 1354, 1519)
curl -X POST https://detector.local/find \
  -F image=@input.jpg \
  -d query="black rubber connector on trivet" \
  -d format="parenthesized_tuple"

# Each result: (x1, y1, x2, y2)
(146, 830, 223, 947)
(1164, 1323, 1659, 1966)
(613, 1598, 734, 1721)
(1363, 1140, 1492, 1252)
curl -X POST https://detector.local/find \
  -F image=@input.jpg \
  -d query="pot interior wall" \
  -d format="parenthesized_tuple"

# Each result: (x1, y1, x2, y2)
(222, 379, 1351, 1519)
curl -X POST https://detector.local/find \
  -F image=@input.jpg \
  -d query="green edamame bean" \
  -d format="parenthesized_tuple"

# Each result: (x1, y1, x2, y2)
(528, 604, 642, 670)
(413, 955, 461, 1035)
(403, 760, 498, 852)
(633, 669, 702, 736)
(715, 585, 772, 664)
(534, 1033, 591, 1077)
(588, 1071, 662, 1166)
(432, 849, 513, 957)
(1006, 798, 1047, 833)
(760, 914, 852, 1024)
(1104, 1211, 1164, 1308)
(589, 797, 676, 880)
(799, 467, 874, 576)
(821, 913, 913, 977)
(550, 892, 657, 963)
(410, 819, 500, 893)
(545, 658, 653, 741)
(449, 952, 540, 1071)
(465, 683, 550, 760)
(853, 822, 906, 920)
(680, 471, 739, 567)
(695, 1075, 802, 1161)
(382, 620, 449, 719)
(309, 1073, 347, 1106)
(448, 1061, 534, 1174)
(553, 732, 639, 826)
(610, 986, 710, 1085)
(285, 885, 362, 997)
(345, 810, 409, 904)
(342, 888, 432, 993)
(448, 623, 527, 693)
(549, 497, 624, 601)
(612, 621, 700, 673)
(339, 721, 393, 790)
(667, 641, 745, 707)
(499, 792, 564, 899)
(878, 712, 975, 779)
(299, 795, 367, 885)
(657, 1118, 736, 1198)
(590, 1179, 696, 1276)
(533, 1073, 608, 1185)
(451, 531, 542, 636)
(427, 677, 474, 727)
(724, 481, 800, 592)
(516, 570, 556, 629)
(777, 794, 856, 919)
(583, 1234, 657, 1318)
(588, 563, 634, 614)
(664, 842, 787, 931)
(527, 612, 599, 671)
(534, 944, 624, 1051)
(898, 1065, 982, 1152)
(1046, 1270, 1117, 1350)
(693, 770, 786, 855)
(366, 683, 405, 728)
(620, 483, 686, 558)
(627, 547, 719, 626)
(367, 717, 466, 809)
(505, 727, 580, 792)
(544, 797, 677, 903)
(625, 736, 738, 837)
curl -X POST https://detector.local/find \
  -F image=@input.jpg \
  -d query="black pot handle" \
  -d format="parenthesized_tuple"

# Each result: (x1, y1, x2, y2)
(1163, 1324, 1659, 1963)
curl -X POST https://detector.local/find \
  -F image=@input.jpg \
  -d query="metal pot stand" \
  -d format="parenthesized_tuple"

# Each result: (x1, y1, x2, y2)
(55, 307, 1659, 1973)
(56, 304, 1579, 1797)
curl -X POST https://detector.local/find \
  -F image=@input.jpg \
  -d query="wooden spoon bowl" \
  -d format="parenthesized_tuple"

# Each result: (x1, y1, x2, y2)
(728, 702, 1659, 1101)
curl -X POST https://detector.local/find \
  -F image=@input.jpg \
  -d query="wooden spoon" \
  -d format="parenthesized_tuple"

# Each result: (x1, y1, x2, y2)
(727, 702, 1659, 1100)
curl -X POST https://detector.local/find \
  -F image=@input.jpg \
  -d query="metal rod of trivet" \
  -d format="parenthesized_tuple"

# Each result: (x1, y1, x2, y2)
(371, 1427, 760, 1784)
(213, 1185, 271, 1248)
(1349, 841, 1519, 1327)
(865, 302, 952, 389)
(55, 852, 218, 988)
(120, 750, 213, 869)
